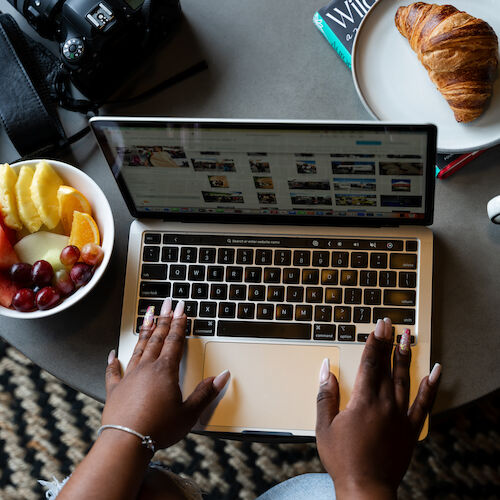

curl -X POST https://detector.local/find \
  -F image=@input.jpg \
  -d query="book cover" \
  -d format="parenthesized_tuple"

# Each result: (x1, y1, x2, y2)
(313, 0, 377, 68)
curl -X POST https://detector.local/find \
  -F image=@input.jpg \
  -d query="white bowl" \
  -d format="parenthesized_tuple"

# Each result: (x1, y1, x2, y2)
(0, 159, 114, 319)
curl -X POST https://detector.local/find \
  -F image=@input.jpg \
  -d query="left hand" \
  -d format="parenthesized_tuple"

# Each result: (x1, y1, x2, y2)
(103, 299, 230, 449)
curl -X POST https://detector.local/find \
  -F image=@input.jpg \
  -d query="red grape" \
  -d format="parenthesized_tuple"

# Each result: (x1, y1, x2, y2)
(12, 288, 36, 312)
(60, 245, 80, 267)
(9, 263, 33, 287)
(54, 269, 75, 296)
(32, 260, 54, 286)
(35, 286, 61, 310)
(70, 263, 93, 287)
(81, 243, 104, 267)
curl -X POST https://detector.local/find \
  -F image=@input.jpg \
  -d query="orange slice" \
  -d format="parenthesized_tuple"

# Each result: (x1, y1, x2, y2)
(68, 211, 100, 249)
(57, 185, 92, 235)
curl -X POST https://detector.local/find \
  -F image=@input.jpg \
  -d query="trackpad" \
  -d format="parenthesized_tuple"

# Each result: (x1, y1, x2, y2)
(201, 342, 340, 431)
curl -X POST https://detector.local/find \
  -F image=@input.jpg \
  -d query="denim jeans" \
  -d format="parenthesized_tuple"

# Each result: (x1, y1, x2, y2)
(256, 473, 336, 500)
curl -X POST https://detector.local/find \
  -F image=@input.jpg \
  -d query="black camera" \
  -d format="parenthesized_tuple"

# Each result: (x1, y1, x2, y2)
(7, 0, 181, 100)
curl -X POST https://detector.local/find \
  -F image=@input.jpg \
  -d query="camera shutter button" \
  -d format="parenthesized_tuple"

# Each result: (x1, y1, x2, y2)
(62, 38, 85, 61)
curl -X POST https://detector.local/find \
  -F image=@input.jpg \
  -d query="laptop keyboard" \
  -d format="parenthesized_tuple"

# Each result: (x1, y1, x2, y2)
(136, 233, 418, 344)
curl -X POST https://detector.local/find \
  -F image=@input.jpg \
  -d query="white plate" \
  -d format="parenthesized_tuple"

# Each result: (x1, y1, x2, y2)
(352, 0, 500, 152)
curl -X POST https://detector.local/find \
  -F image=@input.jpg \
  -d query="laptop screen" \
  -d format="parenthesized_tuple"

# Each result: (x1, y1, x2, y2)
(90, 118, 436, 226)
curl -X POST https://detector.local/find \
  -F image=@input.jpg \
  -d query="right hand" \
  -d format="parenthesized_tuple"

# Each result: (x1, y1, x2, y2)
(315, 318, 441, 499)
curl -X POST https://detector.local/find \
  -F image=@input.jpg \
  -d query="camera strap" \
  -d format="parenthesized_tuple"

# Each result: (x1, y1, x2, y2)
(0, 13, 67, 156)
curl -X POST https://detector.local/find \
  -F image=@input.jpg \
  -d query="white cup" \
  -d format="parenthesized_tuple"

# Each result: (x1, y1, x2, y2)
(487, 195, 500, 224)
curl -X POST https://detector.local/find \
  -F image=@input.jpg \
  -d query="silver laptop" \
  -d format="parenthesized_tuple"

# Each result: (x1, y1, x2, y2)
(90, 117, 436, 438)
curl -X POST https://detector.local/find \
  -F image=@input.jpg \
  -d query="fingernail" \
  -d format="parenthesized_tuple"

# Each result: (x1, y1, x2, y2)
(173, 300, 185, 318)
(213, 369, 230, 392)
(374, 318, 385, 339)
(107, 349, 115, 365)
(399, 329, 411, 355)
(428, 363, 442, 385)
(143, 306, 155, 327)
(319, 358, 330, 385)
(160, 297, 172, 316)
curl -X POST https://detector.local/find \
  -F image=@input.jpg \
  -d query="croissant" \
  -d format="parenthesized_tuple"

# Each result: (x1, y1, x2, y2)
(395, 3, 499, 122)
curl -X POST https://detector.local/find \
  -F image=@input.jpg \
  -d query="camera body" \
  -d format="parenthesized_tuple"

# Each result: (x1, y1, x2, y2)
(7, 0, 181, 100)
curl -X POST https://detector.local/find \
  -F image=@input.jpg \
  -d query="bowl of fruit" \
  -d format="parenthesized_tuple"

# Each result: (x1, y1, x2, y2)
(0, 159, 114, 318)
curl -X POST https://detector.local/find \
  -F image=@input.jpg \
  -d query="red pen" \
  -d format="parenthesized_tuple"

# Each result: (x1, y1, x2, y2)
(437, 150, 486, 179)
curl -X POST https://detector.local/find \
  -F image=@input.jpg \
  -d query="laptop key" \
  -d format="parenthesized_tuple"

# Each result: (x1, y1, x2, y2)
(344, 288, 362, 304)
(257, 303, 274, 320)
(185, 319, 192, 336)
(314, 305, 332, 322)
(188, 265, 206, 281)
(353, 307, 371, 323)
(173, 283, 190, 298)
(144, 233, 161, 244)
(143, 246, 160, 262)
(287, 286, 304, 302)
(406, 241, 418, 252)
(210, 284, 228, 300)
(293, 250, 310, 266)
(276, 304, 294, 320)
(325, 288, 342, 303)
(274, 250, 291, 266)
(199, 248, 216, 263)
(360, 270, 377, 286)
(313, 324, 336, 340)
(219, 302, 236, 318)
(321, 269, 338, 285)
(263, 267, 281, 283)
(312, 251, 330, 267)
(379, 271, 397, 287)
(162, 246, 179, 262)
(226, 266, 243, 282)
(283, 268, 300, 284)
(390, 254, 417, 270)
(193, 319, 215, 336)
(192, 283, 209, 299)
(229, 284, 247, 300)
(217, 320, 310, 339)
(383, 290, 416, 306)
(302, 269, 319, 284)
(396, 334, 416, 344)
(245, 267, 262, 283)
(351, 252, 368, 268)
(357, 333, 369, 342)
(399, 272, 417, 288)
(306, 287, 323, 303)
(364, 289, 381, 305)
(370, 253, 388, 269)
(334, 306, 351, 322)
(295, 304, 312, 321)
(238, 303, 255, 319)
(140, 282, 171, 298)
(332, 252, 348, 267)
(218, 248, 235, 264)
(248, 285, 265, 301)
(141, 264, 167, 280)
(256, 249, 273, 265)
(267, 286, 285, 302)
(373, 308, 415, 325)
(207, 266, 224, 281)
(340, 270, 358, 286)
(199, 302, 217, 318)
(180, 247, 197, 263)
(338, 325, 355, 341)
(184, 301, 198, 317)
(137, 299, 163, 316)
(169, 265, 187, 281)
(236, 249, 254, 264)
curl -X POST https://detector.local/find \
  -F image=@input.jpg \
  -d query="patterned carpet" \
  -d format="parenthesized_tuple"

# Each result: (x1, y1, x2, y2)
(0, 338, 498, 500)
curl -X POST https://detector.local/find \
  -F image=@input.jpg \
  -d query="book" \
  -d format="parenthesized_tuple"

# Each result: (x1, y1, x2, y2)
(313, 0, 378, 68)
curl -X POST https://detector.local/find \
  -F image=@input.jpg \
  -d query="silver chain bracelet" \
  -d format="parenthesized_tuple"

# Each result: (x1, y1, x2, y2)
(97, 425, 157, 454)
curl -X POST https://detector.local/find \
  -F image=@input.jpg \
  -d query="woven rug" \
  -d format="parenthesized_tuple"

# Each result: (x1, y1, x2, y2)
(0, 339, 498, 500)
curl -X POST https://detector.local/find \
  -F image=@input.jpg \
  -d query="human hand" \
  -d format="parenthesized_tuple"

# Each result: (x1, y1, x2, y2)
(315, 318, 441, 499)
(103, 299, 230, 449)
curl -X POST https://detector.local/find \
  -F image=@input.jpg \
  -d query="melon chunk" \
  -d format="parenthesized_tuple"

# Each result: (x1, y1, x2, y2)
(14, 231, 68, 265)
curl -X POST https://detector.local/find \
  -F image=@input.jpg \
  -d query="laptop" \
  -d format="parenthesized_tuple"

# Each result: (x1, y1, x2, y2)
(90, 117, 436, 438)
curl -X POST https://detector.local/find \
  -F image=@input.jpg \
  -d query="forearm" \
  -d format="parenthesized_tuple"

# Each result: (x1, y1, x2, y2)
(58, 429, 151, 500)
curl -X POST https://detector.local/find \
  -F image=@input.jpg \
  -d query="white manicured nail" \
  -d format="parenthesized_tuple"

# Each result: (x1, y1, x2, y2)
(374, 318, 385, 339)
(428, 363, 442, 385)
(160, 297, 172, 316)
(107, 349, 115, 365)
(319, 358, 330, 385)
(213, 369, 230, 392)
(173, 300, 185, 318)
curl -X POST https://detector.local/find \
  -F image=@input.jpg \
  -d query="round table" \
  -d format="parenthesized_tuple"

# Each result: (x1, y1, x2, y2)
(1, 0, 499, 413)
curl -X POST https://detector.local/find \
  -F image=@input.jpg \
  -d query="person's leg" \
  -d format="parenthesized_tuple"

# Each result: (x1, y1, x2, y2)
(256, 473, 336, 500)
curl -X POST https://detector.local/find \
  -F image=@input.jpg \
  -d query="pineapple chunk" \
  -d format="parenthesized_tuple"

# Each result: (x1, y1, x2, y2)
(30, 161, 63, 230)
(0, 163, 22, 230)
(15, 166, 42, 233)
